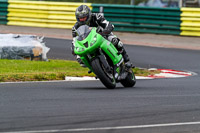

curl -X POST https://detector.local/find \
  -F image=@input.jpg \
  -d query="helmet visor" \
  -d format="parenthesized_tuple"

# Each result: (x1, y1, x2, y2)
(79, 16, 87, 22)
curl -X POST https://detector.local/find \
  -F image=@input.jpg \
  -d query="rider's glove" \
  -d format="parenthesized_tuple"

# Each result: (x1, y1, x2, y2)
(72, 26, 78, 38)
(96, 26, 103, 34)
(71, 47, 75, 55)
(71, 38, 76, 56)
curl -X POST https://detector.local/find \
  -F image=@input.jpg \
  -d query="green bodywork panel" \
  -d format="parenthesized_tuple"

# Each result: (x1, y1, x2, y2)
(74, 27, 122, 70)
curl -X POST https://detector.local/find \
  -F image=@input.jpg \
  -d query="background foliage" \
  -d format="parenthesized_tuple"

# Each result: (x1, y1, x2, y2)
(38, 0, 148, 5)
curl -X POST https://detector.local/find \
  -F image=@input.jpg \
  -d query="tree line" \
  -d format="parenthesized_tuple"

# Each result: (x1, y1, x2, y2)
(40, 0, 147, 5)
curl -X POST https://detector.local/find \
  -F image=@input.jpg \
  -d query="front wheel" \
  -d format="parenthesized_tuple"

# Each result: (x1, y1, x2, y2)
(120, 69, 136, 87)
(91, 58, 116, 89)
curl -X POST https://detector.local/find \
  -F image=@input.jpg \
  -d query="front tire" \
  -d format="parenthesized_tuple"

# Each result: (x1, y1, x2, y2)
(120, 69, 136, 87)
(91, 58, 116, 89)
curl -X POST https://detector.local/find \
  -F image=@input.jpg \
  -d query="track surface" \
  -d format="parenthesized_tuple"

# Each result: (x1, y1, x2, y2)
(0, 38, 200, 133)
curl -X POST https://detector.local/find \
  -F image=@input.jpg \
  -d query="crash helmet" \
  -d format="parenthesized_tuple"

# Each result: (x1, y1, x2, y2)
(75, 5, 92, 25)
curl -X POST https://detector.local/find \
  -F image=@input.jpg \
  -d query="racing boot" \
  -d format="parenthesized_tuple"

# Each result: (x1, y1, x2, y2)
(121, 47, 130, 63)
(119, 45, 135, 68)
(76, 55, 86, 67)
(111, 37, 134, 68)
(117, 41, 129, 62)
(121, 48, 134, 68)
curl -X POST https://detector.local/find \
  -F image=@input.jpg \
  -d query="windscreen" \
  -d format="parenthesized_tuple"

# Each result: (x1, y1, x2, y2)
(77, 25, 91, 41)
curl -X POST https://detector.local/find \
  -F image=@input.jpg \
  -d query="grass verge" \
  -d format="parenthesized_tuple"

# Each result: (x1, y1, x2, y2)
(0, 59, 160, 82)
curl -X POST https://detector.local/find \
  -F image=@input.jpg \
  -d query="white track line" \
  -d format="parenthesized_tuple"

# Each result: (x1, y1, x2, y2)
(3, 121, 200, 133)
(0, 76, 149, 84)
(0, 80, 67, 84)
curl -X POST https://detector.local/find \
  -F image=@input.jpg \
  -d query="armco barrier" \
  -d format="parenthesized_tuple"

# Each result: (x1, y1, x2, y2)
(92, 4, 181, 35)
(0, 0, 8, 24)
(6, 1, 92, 29)
(2, 1, 200, 37)
(181, 8, 200, 36)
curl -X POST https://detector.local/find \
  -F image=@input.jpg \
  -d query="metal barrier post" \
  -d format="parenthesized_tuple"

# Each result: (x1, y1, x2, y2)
(179, 0, 183, 7)
(99, 6, 104, 17)
(99, 6, 104, 13)
(130, 0, 135, 5)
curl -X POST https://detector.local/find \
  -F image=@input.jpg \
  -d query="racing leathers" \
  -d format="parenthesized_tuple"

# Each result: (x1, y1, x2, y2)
(71, 13, 130, 63)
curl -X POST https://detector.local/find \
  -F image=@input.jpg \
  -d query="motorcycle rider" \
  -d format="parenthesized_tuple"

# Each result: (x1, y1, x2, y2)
(71, 5, 130, 66)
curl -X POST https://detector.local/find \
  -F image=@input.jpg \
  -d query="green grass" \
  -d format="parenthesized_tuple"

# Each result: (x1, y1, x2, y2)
(0, 59, 160, 82)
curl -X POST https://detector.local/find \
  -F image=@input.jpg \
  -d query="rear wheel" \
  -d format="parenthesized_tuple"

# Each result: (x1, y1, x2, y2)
(91, 58, 116, 89)
(120, 69, 136, 87)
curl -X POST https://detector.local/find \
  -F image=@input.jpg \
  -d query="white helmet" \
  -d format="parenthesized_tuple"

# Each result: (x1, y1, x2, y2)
(75, 5, 92, 25)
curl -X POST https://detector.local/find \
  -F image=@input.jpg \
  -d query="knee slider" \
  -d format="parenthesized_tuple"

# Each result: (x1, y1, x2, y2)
(118, 41, 123, 48)
(111, 37, 119, 46)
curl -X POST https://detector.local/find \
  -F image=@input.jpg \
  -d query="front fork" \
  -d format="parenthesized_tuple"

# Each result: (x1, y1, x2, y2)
(81, 48, 112, 74)
(97, 48, 125, 81)
(113, 58, 124, 81)
(81, 48, 125, 81)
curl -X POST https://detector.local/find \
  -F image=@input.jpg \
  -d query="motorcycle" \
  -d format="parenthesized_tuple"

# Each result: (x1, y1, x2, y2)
(74, 25, 136, 89)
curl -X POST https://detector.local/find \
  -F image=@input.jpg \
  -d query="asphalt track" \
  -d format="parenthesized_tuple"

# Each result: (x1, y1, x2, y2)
(0, 38, 200, 133)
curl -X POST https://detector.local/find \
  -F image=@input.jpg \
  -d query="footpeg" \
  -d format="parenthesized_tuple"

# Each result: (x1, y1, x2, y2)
(125, 62, 132, 68)
(125, 62, 135, 68)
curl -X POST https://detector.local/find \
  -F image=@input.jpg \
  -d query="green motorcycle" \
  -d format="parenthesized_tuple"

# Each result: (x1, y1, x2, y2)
(74, 25, 136, 89)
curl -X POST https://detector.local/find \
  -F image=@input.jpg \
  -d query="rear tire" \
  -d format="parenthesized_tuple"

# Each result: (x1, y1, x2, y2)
(120, 70, 136, 87)
(91, 58, 116, 89)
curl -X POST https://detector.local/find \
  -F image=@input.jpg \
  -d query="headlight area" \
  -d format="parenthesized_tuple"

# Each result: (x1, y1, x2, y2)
(90, 35, 97, 46)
